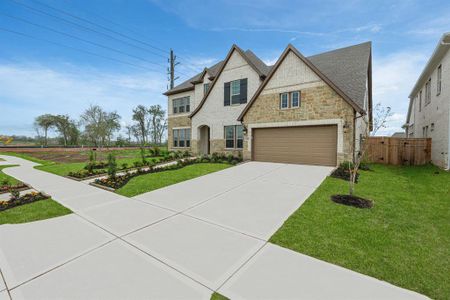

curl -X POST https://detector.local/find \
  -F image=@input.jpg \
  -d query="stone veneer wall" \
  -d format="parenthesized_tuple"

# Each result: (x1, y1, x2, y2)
(190, 139, 243, 156)
(167, 115, 191, 151)
(242, 84, 355, 163)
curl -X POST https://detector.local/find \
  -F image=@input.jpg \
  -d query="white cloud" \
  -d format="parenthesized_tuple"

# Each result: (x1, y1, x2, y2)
(0, 62, 167, 136)
(371, 51, 427, 135)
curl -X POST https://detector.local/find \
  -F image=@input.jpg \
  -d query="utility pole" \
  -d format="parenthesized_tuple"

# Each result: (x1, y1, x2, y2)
(167, 48, 179, 90)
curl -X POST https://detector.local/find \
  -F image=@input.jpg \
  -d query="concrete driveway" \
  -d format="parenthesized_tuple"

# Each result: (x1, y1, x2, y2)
(0, 155, 425, 299)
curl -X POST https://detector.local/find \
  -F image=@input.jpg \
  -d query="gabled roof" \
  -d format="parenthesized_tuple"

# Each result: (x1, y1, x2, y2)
(164, 48, 270, 96)
(238, 42, 371, 121)
(188, 45, 270, 118)
(406, 32, 450, 123)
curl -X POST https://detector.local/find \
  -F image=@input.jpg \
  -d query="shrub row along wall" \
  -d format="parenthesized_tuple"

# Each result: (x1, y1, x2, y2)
(365, 137, 431, 166)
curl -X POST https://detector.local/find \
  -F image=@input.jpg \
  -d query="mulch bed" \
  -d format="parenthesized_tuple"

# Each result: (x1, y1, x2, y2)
(0, 192, 50, 212)
(331, 194, 373, 209)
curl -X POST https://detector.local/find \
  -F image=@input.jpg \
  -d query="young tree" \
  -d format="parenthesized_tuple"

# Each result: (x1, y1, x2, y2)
(348, 103, 393, 195)
(34, 114, 54, 146)
(148, 105, 167, 144)
(132, 105, 150, 145)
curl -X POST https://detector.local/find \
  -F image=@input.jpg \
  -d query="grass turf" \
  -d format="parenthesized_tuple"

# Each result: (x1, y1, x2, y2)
(0, 165, 20, 185)
(116, 163, 232, 197)
(270, 164, 450, 299)
(1, 150, 164, 176)
(0, 198, 72, 225)
(210, 292, 230, 300)
(34, 156, 162, 176)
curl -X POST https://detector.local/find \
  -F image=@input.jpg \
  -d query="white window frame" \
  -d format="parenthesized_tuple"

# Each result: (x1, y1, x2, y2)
(291, 91, 300, 108)
(419, 90, 422, 112)
(224, 125, 243, 149)
(231, 80, 240, 97)
(425, 79, 431, 105)
(172, 128, 191, 148)
(437, 65, 442, 95)
(173, 97, 190, 114)
(203, 83, 210, 95)
(280, 93, 289, 109)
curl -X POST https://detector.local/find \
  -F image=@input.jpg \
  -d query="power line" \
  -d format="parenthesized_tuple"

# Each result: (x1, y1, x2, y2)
(29, 0, 169, 55)
(7, 0, 168, 59)
(0, 12, 167, 68)
(0, 27, 162, 72)
(31, 0, 203, 75)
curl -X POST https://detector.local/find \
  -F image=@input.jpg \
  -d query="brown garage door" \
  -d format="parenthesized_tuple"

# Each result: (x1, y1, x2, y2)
(252, 125, 337, 166)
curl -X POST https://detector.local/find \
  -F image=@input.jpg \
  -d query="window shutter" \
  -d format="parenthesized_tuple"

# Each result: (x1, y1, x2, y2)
(224, 82, 230, 106)
(240, 78, 248, 104)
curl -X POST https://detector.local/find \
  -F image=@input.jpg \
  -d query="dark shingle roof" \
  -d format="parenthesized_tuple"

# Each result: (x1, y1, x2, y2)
(165, 42, 371, 112)
(307, 42, 371, 110)
(164, 48, 271, 95)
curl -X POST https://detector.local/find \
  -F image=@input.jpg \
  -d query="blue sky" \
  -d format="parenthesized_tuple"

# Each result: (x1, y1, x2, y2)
(1, 0, 449, 137)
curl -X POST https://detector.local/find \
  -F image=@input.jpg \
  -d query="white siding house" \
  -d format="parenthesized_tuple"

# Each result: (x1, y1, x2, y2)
(406, 33, 450, 169)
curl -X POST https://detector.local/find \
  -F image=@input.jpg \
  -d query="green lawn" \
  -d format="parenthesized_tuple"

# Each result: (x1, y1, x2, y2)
(0, 150, 164, 176)
(0, 165, 20, 185)
(0, 198, 72, 225)
(210, 292, 229, 300)
(34, 156, 162, 176)
(116, 163, 232, 197)
(270, 164, 450, 299)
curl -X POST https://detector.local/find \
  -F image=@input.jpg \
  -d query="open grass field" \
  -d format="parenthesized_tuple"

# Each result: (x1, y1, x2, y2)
(116, 163, 231, 197)
(270, 164, 450, 299)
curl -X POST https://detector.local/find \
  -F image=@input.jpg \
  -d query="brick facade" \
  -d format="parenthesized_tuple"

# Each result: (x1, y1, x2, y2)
(242, 84, 355, 163)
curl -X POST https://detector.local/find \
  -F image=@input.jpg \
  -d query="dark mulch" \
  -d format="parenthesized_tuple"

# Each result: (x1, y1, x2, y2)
(331, 167, 359, 183)
(331, 194, 373, 209)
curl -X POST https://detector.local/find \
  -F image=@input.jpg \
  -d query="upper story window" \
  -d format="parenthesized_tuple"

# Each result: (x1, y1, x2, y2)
(437, 65, 442, 95)
(280, 93, 289, 109)
(173, 96, 190, 114)
(425, 79, 431, 105)
(291, 91, 300, 108)
(203, 83, 210, 95)
(419, 90, 422, 112)
(224, 78, 247, 106)
(280, 91, 301, 109)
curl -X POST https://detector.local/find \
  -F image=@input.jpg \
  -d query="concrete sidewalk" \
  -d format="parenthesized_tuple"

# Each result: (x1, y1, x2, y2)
(0, 155, 426, 299)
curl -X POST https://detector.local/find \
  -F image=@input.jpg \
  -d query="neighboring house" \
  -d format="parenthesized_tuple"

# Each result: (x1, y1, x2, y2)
(391, 132, 406, 138)
(406, 33, 450, 169)
(164, 42, 372, 166)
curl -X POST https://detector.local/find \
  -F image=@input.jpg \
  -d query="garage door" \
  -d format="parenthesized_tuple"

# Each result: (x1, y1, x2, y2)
(252, 125, 337, 166)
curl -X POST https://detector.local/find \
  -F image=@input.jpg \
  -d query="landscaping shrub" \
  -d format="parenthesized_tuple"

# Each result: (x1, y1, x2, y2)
(0, 191, 49, 212)
(140, 147, 147, 164)
(94, 157, 234, 190)
(107, 153, 117, 178)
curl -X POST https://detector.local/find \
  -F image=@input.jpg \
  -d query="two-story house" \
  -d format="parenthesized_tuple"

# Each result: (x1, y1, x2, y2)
(406, 32, 450, 169)
(165, 42, 372, 166)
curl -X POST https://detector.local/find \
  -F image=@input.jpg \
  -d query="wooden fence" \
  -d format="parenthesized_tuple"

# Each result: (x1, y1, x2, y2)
(365, 137, 432, 166)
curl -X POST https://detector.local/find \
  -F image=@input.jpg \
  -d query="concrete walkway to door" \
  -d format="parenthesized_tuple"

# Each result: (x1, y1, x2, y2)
(0, 155, 426, 299)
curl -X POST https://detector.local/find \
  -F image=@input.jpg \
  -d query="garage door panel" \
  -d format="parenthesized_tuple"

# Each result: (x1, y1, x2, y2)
(252, 125, 337, 166)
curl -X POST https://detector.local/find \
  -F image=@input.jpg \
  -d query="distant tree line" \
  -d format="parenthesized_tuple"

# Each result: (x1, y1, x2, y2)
(33, 104, 167, 147)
